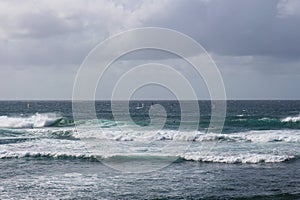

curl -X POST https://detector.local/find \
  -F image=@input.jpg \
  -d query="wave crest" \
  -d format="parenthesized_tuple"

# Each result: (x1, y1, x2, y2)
(0, 113, 71, 128)
(73, 129, 300, 143)
(182, 153, 295, 163)
(281, 115, 300, 123)
(0, 151, 295, 164)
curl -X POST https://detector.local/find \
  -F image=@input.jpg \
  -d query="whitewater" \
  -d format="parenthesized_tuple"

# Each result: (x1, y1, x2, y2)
(0, 112, 300, 164)
(1, 100, 300, 199)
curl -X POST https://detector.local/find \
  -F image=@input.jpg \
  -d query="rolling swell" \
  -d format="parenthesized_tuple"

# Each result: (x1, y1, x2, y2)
(48, 118, 74, 127)
(223, 115, 300, 131)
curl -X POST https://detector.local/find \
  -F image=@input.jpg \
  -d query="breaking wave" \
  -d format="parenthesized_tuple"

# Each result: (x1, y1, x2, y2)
(0, 151, 296, 164)
(0, 113, 73, 128)
(281, 115, 300, 123)
(73, 129, 300, 143)
(181, 153, 296, 164)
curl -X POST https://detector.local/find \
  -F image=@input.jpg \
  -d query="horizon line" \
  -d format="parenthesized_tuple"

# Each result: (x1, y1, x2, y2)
(0, 99, 300, 101)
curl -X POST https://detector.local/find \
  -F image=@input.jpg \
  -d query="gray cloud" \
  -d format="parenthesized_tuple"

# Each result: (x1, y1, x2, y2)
(0, 0, 299, 99)
(143, 0, 300, 58)
(0, 0, 171, 66)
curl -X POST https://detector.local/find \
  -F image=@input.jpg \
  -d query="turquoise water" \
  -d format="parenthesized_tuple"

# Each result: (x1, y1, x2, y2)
(0, 101, 300, 199)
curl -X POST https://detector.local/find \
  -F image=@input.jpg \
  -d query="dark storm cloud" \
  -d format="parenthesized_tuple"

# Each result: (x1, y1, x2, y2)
(144, 0, 300, 58)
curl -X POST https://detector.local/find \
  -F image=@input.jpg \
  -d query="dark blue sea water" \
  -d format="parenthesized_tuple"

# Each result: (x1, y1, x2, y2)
(0, 101, 300, 199)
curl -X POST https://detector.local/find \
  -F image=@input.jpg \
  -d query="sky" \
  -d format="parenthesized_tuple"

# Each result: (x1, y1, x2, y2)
(0, 0, 300, 100)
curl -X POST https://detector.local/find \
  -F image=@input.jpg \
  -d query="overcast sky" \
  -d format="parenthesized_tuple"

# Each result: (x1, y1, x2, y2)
(0, 0, 300, 100)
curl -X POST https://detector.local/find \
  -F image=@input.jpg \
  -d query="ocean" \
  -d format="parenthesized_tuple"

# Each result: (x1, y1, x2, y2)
(0, 100, 300, 199)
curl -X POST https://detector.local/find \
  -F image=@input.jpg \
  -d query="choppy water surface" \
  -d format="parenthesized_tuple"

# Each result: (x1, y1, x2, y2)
(0, 101, 300, 199)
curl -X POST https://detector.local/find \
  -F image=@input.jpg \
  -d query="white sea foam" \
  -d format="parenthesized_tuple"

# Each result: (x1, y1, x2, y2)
(281, 115, 300, 123)
(12, 124, 300, 144)
(1, 152, 293, 164)
(0, 139, 295, 164)
(0, 113, 61, 128)
(182, 153, 294, 163)
(72, 128, 300, 143)
(0, 138, 90, 159)
(0, 137, 298, 164)
(215, 130, 300, 143)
